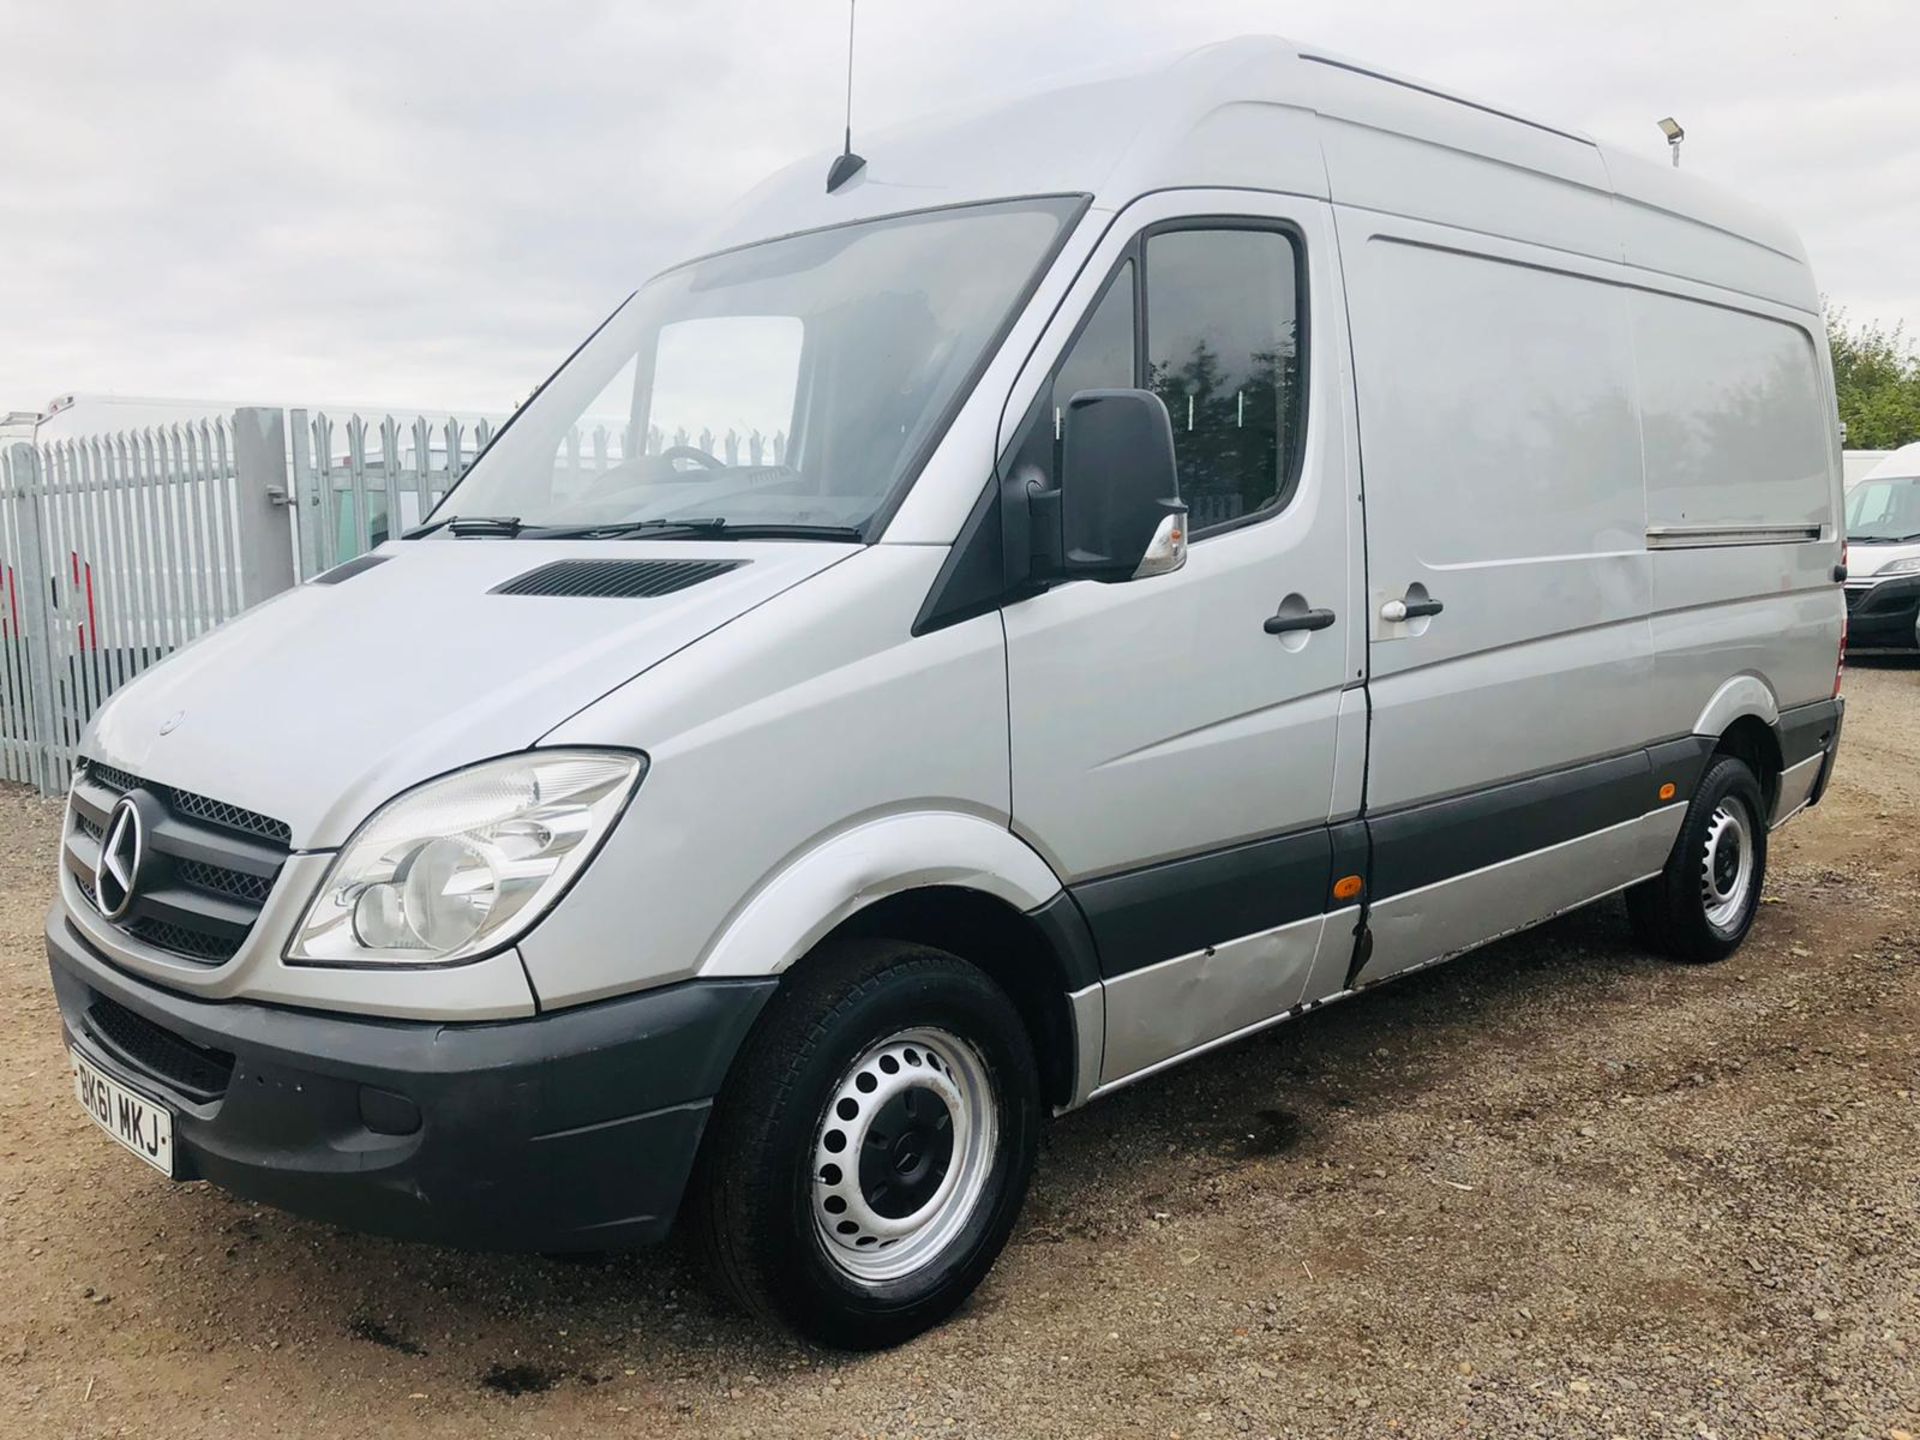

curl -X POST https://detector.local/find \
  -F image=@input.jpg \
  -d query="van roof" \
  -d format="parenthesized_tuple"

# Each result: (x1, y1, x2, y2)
(695, 36, 1815, 315)
(1861, 441, 1920, 483)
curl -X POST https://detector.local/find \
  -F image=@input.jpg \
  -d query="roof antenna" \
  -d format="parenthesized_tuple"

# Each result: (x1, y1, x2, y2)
(825, 0, 867, 192)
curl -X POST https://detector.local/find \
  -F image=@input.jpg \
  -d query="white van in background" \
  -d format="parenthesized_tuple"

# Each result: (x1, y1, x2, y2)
(1843, 440, 1920, 650)
(48, 38, 1845, 1348)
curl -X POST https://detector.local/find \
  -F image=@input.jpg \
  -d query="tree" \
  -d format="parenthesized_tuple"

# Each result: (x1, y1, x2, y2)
(1827, 308, 1920, 450)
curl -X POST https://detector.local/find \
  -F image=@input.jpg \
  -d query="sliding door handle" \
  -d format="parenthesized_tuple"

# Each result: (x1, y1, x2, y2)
(1264, 607, 1336, 635)
(1381, 596, 1444, 622)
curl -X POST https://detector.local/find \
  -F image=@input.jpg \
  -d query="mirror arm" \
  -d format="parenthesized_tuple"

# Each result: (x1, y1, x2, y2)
(1025, 477, 1063, 579)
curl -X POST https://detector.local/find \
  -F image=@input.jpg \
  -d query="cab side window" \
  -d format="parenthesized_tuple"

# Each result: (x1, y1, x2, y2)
(1145, 228, 1304, 531)
(1007, 226, 1305, 536)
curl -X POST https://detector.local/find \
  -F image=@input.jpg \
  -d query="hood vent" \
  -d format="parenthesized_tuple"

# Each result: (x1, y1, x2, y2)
(490, 557, 746, 599)
(311, 553, 391, 585)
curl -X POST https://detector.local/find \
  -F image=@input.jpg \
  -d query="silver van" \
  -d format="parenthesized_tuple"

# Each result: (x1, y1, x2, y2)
(48, 39, 1846, 1348)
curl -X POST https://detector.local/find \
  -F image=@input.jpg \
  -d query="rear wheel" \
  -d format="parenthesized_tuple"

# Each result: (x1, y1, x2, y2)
(686, 938, 1040, 1349)
(1627, 753, 1768, 963)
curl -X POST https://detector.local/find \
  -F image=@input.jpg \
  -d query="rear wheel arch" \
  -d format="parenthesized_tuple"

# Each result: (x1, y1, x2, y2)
(1712, 713, 1784, 817)
(1691, 676, 1786, 816)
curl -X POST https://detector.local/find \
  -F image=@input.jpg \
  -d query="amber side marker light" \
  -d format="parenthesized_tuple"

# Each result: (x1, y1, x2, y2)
(1658, 782, 1677, 802)
(1333, 874, 1364, 902)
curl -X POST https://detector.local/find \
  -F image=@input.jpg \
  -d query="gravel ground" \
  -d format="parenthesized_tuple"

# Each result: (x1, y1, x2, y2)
(2, 662, 1916, 1440)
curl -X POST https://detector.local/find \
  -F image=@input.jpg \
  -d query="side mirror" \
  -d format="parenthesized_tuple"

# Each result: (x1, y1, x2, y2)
(1049, 388, 1187, 582)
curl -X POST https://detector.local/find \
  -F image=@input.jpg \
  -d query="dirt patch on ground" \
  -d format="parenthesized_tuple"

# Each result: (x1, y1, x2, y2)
(2, 663, 1916, 1439)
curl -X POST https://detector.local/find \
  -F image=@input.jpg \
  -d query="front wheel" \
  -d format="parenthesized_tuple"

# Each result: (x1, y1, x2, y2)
(686, 939, 1040, 1349)
(1626, 753, 1768, 963)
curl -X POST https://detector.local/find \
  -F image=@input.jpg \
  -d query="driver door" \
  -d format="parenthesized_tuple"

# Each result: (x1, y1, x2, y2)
(999, 191, 1364, 1088)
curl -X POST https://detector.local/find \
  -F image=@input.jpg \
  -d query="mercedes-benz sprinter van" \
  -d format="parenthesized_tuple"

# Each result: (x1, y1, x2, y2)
(48, 39, 1846, 1348)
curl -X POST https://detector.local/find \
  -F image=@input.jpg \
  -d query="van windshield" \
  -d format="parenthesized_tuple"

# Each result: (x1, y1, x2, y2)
(1845, 476, 1920, 542)
(432, 196, 1081, 538)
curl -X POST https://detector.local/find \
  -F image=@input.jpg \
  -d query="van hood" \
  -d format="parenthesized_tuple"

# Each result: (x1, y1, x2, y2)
(84, 539, 857, 848)
(1850, 536, 1920, 577)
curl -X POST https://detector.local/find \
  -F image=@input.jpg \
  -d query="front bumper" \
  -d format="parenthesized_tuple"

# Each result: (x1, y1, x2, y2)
(48, 907, 774, 1251)
(1844, 574, 1920, 649)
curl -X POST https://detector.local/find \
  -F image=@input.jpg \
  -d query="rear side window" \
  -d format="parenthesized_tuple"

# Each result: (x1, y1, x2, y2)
(1006, 224, 1306, 536)
(1146, 229, 1304, 530)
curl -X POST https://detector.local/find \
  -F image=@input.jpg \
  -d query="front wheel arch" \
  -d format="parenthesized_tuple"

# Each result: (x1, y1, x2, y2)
(685, 937, 1042, 1348)
(775, 884, 1091, 1113)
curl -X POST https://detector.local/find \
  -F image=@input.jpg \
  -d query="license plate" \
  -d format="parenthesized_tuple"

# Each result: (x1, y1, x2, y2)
(71, 1048, 176, 1177)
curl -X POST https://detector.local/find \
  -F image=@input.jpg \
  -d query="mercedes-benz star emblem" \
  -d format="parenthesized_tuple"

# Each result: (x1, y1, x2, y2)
(97, 796, 145, 921)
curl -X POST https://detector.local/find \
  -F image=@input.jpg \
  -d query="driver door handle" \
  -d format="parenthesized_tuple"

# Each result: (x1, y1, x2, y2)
(1264, 607, 1336, 635)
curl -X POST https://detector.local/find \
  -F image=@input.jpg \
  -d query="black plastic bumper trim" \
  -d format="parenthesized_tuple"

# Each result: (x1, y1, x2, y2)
(1073, 826, 1332, 978)
(1778, 696, 1843, 771)
(47, 911, 774, 1252)
(1368, 748, 1654, 902)
(1807, 696, 1845, 809)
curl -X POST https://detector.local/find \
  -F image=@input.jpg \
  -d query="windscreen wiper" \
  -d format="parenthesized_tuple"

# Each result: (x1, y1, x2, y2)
(403, 514, 525, 538)
(1852, 531, 1920, 544)
(521, 517, 863, 542)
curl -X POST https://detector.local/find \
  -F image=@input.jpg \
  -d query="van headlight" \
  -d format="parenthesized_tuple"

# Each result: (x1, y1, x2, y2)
(1874, 557, 1920, 576)
(288, 750, 645, 966)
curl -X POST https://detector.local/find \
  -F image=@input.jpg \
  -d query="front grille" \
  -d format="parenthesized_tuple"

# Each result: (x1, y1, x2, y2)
(83, 760, 290, 846)
(128, 917, 244, 963)
(64, 760, 290, 966)
(177, 857, 275, 904)
(85, 994, 235, 1103)
(169, 789, 292, 846)
(1847, 580, 1919, 617)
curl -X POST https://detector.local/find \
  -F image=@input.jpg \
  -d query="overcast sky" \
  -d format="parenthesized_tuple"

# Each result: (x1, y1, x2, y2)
(2, 0, 1915, 418)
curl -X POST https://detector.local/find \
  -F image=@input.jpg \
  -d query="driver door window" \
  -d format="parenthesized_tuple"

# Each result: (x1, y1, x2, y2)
(1006, 227, 1305, 537)
(1145, 228, 1303, 531)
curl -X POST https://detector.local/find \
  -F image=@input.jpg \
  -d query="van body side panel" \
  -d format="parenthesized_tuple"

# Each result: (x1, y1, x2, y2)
(524, 547, 1019, 1009)
(1633, 291, 1832, 534)
(1627, 287, 1844, 734)
(1364, 807, 1684, 981)
(1334, 193, 1664, 987)
(1304, 57, 1617, 263)
(1604, 146, 1819, 313)
(1097, 913, 1325, 1085)
(1337, 217, 1653, 815)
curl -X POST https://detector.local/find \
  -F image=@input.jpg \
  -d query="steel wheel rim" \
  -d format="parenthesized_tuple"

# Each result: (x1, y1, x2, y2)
(1700, 796, 1755, 932)
(809, 1027, 998, 1285)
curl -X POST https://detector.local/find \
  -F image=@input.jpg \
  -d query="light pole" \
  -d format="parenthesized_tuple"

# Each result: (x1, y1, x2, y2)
(1658, 117, 1685, 168)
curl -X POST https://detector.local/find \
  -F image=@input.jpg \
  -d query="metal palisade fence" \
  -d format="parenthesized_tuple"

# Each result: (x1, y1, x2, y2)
(0, 406, 497, 795)
(290, 410, 499, 579)
(1, 410, 298, 793)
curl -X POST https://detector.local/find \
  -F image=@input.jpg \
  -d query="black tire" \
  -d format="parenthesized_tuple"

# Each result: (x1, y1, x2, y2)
(1626, 753, 1769, 964)
(686, 938, 1040, 1350)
